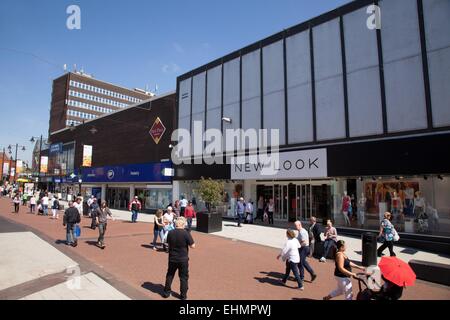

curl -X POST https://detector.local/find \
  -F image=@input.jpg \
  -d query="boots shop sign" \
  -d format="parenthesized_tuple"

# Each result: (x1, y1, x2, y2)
(231, 148, 327, 180)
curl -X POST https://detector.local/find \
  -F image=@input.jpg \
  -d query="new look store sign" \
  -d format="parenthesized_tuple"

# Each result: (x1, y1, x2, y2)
(231, 148, 327, 180)
(81, 162, 172, 183)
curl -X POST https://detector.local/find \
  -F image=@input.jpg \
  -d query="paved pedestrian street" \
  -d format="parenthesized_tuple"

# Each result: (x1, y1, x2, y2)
(0, 198, 448, 300)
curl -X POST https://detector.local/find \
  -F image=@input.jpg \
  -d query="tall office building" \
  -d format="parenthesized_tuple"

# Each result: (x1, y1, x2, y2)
(49, 71, 153, 134)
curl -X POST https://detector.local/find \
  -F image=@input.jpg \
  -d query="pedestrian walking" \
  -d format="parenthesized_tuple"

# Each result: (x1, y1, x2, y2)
(323, 240, 366, 300)
(295, 221, 317, 284)
(152, 209, 165, 250)
(184, 201, 196, 231)
(87, 195, 95, 216)
(308, 216, 322, 258)
(277, 229, 304, 290)
(173, 200, 181, 217)
(74, 197, 83, 216)
(235, 197, 245, 227)
(162, 215, 175, 252)
(51, 195, 60, 219)
(29, 195, 37, 213)
(180, 196, 188, 217)
(128, 196, 142, 223)
(22, 193, 28, 206)
(12, 194, 20, 213)
(267, 198, 275, 225)
(90, 198, 99, 229)
(377, 212, 398, 257)
(95, 201, 113, 249)
(41, 193, 49, 216)
(63, 201, 81, 247)
(320, 220, 338, 262)
(245, 199, 254, 224)
(256, 196, 265, 222)
(162, 217, 196, 300)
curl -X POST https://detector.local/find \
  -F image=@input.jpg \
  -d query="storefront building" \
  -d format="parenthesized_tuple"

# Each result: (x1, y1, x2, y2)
(174, 0, 450, 248)
(47, 92, 176, 212)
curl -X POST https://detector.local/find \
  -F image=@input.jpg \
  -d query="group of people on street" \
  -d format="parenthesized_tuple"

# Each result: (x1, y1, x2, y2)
(278, 211, 400, 300)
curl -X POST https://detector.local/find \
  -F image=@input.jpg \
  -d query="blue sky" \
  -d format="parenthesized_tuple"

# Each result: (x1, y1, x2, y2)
(0, 0, 350, 163)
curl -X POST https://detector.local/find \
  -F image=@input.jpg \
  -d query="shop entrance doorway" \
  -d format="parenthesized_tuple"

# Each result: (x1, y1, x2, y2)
(106, 188, 130, 210)
(257, 182, 332, 222)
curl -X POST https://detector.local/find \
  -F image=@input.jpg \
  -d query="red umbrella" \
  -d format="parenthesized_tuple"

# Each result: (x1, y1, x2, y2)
(378, 256, 416, 287)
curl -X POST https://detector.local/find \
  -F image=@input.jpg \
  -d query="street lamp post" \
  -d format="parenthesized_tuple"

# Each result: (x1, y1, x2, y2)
(78, 178, 82, 196)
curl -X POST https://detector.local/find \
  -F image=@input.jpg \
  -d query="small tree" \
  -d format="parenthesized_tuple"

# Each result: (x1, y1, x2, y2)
(196, 177, 224, 212)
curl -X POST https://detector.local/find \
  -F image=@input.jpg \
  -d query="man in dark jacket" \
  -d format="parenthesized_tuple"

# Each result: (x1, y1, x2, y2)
(308, 217, 322, 258)
(63, 201, 81, 247)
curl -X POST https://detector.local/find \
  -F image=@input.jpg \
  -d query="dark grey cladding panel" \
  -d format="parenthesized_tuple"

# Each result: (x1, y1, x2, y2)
(327, 133, 450, 177)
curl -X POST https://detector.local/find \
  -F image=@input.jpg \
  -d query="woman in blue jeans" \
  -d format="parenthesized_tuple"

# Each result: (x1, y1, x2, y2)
(151, 209, 165, 250)
(320, 220, 338, 262)
(277, 229, 304, 291)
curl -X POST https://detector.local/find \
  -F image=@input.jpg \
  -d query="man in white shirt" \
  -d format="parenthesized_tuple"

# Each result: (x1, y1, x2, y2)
(74, 197, 83, 216)
(180, 197, 188, 217)
(295, 221, 317, 283)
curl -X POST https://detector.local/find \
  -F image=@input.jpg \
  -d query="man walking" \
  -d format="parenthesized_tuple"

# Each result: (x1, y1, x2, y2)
(184, 201, 196, 231)
(63, 201, 81, 247)
(96, 201, 113, 249)
(163, 217, 195, 300)
(179, 196, 188, 217)
(295, 221, 317, 284)
(128, 196, 142, 223)
(235, 197, 245, 227)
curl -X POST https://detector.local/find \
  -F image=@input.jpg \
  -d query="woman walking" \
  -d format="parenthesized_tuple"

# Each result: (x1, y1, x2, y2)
(323, 240, 366, 300)
(12, 194, 20, 213)
(377, 212, 397, 257)
(51, 195, 60, 219)
(277, 229, 303, 290)
(95, 201, 113, 249)
(29, 195, 37, 214)
(151, 209, 165, 250)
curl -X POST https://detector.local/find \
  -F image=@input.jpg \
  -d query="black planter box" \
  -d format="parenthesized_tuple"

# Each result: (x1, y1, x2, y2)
(196, 212, 222, 233)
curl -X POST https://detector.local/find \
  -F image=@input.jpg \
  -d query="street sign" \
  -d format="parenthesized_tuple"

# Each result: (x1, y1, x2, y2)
(70, 173, 76, 179)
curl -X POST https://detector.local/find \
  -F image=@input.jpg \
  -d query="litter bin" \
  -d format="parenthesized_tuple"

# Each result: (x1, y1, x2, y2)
(196, 211, 222, 233)
(362, 232, 377, 267)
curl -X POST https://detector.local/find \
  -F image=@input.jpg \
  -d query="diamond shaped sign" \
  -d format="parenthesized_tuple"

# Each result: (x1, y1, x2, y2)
(149, 117, 166, 145)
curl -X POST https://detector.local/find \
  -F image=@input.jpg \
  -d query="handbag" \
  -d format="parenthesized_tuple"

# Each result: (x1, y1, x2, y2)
(74, 224, 81, 238)
(392, 228, 400, 242)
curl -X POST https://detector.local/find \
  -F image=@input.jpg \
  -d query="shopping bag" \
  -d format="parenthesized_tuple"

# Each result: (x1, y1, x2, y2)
(74, 225, 81, 238)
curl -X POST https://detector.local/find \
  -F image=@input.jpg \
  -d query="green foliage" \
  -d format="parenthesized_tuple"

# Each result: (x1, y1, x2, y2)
(196, 177, 224, 211)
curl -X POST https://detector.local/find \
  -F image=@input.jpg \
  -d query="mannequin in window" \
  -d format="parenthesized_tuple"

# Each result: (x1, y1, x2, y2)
(404, 183, 415, 217)
(413, 191, 426, 223)
(341, 191, 351, 226)
(358, 193, 367, 228)
(391, 191, 403, 222)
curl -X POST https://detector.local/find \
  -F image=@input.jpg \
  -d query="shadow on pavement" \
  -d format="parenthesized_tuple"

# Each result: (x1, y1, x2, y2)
(224, 224, 240, 227)
(141, 281, 183, 299)
(55, 239, 67, 245)
(292, 298, 316, 300)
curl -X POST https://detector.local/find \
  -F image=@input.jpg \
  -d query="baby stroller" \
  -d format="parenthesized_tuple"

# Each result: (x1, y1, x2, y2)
(355, 273, 403, 300)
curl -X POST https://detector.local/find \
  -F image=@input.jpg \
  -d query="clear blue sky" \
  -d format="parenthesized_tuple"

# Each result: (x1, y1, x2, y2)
(0, 0, 350, 164)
